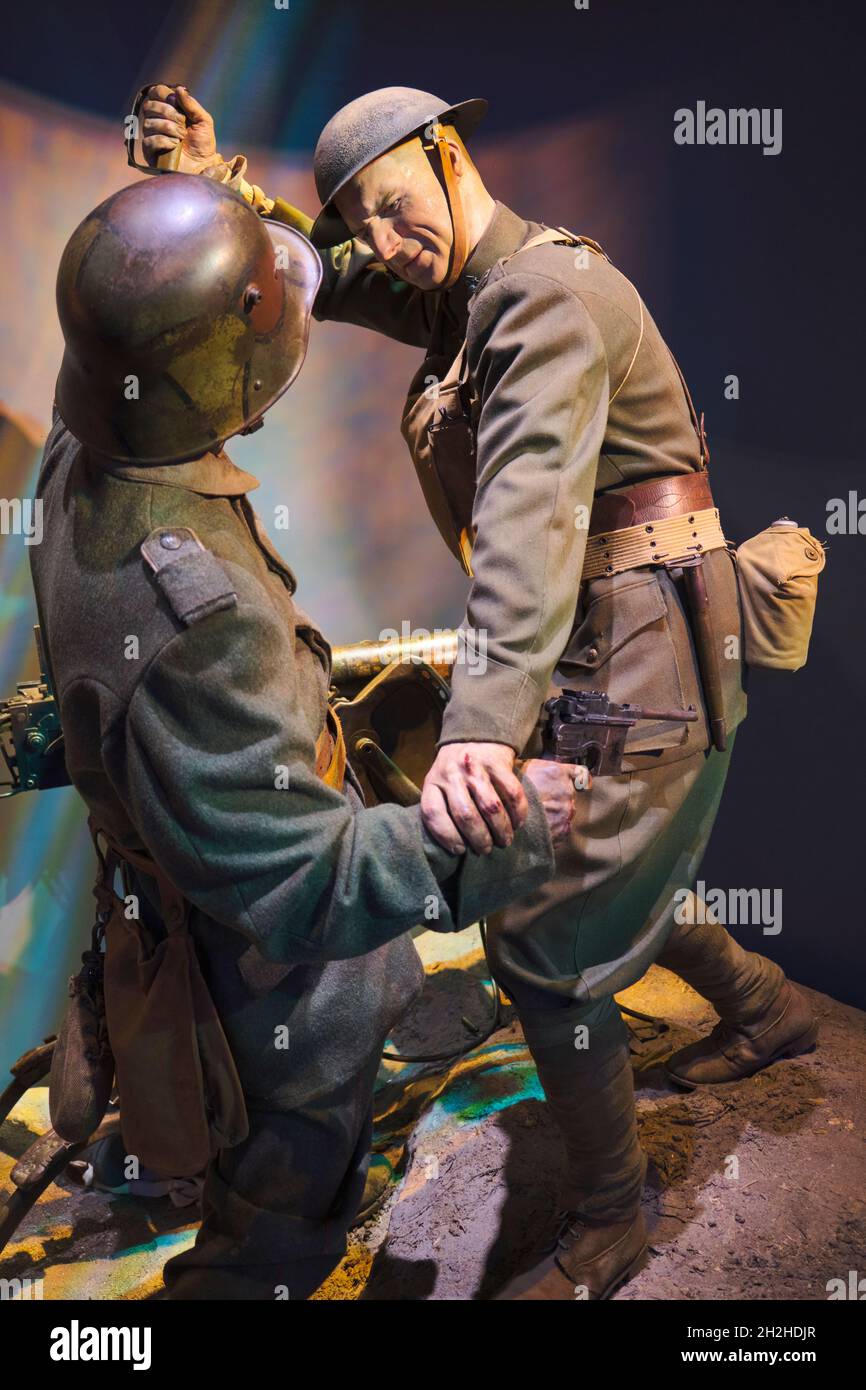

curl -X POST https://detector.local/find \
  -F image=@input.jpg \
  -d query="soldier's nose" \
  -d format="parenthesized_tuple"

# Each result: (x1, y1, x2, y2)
(370, 221, 401, 263)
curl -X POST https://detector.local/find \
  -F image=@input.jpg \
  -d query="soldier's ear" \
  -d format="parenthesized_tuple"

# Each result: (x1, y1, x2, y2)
(439, 126, 468, 176)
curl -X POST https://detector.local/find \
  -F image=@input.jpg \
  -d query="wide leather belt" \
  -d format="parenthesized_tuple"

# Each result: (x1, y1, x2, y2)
(589, 469, 714, 535)
(582, 471, 727, 581)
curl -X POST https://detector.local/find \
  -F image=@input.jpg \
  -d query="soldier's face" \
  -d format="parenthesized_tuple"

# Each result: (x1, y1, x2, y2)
(335, 138, 456, 289)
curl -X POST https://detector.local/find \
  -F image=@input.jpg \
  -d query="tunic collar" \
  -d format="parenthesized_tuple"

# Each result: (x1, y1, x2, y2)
(464, 201, 538, 279)
(94, 449, 260, 496)
(444, 200, 540, 317)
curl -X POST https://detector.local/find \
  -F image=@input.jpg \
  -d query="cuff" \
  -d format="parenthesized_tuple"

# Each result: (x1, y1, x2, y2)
(203, 155, 276, 215)
(419, 774, 554, 930)
(438, 655, 547, 755)
(269, 197, 316, 238)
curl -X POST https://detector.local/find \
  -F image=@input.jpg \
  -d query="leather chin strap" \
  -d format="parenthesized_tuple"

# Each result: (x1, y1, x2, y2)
(424, 122, 469, 290)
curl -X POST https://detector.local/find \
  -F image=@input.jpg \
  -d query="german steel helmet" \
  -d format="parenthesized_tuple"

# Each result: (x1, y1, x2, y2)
(311, 86, 487, 247)
(55, 174, 322, 465)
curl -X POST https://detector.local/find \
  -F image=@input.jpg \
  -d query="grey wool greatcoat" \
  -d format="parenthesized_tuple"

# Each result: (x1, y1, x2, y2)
(267, 195, 749, 1009)
(29, 410, 557, 1105)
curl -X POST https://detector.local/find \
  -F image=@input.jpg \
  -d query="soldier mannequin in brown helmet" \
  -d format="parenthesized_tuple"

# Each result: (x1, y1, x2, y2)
(138, 84, 818, 1299)
(33, 172, 583, 1299)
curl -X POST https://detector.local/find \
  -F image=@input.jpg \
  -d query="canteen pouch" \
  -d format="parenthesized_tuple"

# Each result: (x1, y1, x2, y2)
(89, 818, 248, 1177)
(735, 521, 826, 671)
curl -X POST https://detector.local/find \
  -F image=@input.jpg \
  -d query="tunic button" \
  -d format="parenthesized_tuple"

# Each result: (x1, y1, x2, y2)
(587, 647, 599, 663)
(160, 531, 182, 550)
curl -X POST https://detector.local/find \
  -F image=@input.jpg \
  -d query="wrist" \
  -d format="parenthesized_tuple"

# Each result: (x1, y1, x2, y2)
(166, 146, 222, 175)
(201, 154, 276, 215)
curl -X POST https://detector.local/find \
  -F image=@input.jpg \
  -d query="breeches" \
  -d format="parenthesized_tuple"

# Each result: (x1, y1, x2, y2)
(487, 738, 736, 1012)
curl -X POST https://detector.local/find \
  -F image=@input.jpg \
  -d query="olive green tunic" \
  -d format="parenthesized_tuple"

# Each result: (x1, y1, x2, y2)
(272, 198, 746, 763)
(268, 195, 748, 1006)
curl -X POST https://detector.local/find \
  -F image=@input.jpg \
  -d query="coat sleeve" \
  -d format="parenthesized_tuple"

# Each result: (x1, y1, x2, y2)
(269, 197, 437, 348)
(110, 597, 553, 964)
(438, 269, 610, 753)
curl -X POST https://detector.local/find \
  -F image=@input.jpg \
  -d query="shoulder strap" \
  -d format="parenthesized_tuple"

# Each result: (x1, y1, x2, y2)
(666, 349, 710, 468)
(500, 225, 609, 268)
(88, 815, 189, 932)
(141, 526, 238, 626)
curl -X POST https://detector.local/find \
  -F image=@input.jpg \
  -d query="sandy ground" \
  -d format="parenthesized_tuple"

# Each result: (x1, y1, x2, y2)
(1, 924, 864, 1300)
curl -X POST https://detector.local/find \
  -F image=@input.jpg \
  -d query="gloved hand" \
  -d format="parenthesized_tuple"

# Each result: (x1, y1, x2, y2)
(139, 84, 277, 215)
(140, 84, 219, 172)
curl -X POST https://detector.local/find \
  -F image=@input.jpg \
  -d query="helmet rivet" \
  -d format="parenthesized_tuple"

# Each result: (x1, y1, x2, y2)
(243, 286, 263, 313)
(160, 531, 182, 550)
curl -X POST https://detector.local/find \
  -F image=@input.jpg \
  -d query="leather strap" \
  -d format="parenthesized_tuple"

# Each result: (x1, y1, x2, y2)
(87, 816, 188, 932)
(667, 352, 710, 468)
(425, 122, 469, 290)
(589, 470, 715, 537)
(314, 705, 347, 790)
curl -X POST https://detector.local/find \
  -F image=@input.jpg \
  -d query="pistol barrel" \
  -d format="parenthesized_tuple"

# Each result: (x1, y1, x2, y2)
(634, 705, 698, 723)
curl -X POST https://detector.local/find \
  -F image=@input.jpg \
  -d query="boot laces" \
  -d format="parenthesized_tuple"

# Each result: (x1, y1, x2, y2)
(545, 1210, 586, 1255)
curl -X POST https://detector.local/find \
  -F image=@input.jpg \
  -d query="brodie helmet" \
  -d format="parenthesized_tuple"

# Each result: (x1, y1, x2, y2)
(311, 86, 487, 287)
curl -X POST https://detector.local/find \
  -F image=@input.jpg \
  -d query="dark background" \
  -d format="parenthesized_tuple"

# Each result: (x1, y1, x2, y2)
(2, 0, 863, 1006)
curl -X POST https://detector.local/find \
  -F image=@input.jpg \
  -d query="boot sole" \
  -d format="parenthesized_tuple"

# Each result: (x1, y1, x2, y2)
(666, 1021, 819, 1091)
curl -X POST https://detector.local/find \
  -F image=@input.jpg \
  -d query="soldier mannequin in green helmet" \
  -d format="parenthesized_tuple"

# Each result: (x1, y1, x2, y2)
(139, 85, 818, 1300)
(33, 172, 583, 1300)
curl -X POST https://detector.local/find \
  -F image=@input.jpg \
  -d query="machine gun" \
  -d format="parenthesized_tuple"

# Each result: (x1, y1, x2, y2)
(1, 628, 700, 798)
(0, 627, 67, 797)
(0, 625, 454, 804)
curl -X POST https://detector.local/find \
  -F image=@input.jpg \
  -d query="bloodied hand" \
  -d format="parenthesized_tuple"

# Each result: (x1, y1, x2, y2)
(421, 741, 584, 854)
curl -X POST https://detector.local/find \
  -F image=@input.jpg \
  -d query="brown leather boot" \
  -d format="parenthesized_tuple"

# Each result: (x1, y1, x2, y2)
(665, 980, 818, 1088)
(494, 1208, 647, 1300)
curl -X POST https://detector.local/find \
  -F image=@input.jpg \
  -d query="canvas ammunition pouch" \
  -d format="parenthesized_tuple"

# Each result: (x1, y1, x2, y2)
(734, 519, 826, 671)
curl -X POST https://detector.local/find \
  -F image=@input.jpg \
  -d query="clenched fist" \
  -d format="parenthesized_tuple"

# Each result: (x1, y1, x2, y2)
(140, 84, 218, 172)
(521, 758, 587, 846)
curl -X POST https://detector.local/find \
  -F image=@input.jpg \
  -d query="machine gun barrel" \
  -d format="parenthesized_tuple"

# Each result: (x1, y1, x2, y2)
(331, 630, 459, 687)
(2, 629, 699, 795)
